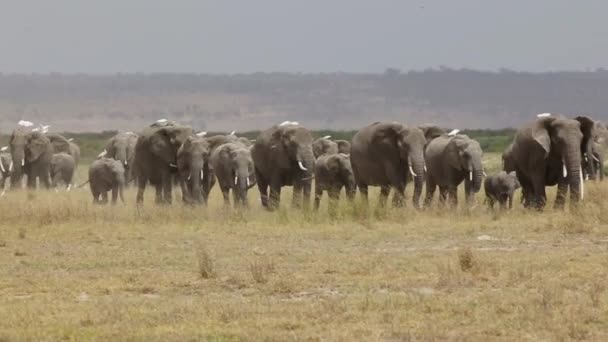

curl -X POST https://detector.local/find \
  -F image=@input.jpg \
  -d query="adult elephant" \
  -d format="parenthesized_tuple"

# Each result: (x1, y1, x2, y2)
(9, 129, 54, 189)
(134, 125, 193, 204)
(176, 136, 210, 205)
(510, 115, 595, 209)
(251, 122, 315, 210)
(350, 122, 428, 208)
(210, 142, 256, 207)
(585, 121, 608, 181)
(424, 133, 484, 208)
(100, 132, 138, 185)
(0, 149, 11, 194)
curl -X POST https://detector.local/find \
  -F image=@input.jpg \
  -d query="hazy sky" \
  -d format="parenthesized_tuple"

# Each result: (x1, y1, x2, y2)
(1, 0, 607, 73)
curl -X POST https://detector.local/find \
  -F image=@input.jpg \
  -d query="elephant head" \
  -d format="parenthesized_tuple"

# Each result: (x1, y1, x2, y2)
(313, 136, 339, 158)
(9, 129, 51, 187)
(149, 125, 193, 166)
(177, 136, 210, 204)
(229, 146, 256, 206)
(46, 133, 71, 154)
(419, 124, 445, 144)
(533, 115, 594, 201)
(271, 125, 315, 176)
(335, 140, 351, 155)
(371, 122, 427, 207)
(445, 135, 484, 193)
(104, 132, 138, 179)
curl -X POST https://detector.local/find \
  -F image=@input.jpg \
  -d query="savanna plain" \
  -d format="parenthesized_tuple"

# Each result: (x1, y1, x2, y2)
(0, 153, 607, 341)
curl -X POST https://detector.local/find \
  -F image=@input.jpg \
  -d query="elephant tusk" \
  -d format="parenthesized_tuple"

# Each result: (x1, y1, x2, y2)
(21, 159, 24, 167)
(200, 169, 204, 181)
(124, 160, 128, 166)
(67, 184, 72, 192)
(234, 176, 238, 185)
(298, 161, 308, 171)
(169, 163, 177, 168)
(483, 171, 487, 177)
(580, 165, 584, 200)
(9, 161, 13, 172)
(562, 164, 567, 178)
(247, 177, 250, 187)
(469, 171, 473, 181)
(423, 164, 427, 173)
(0, 162, 4, 173)
(592, 155, 600, 162)
(187, 174, 191, 181)
(409, 165, 417, 177)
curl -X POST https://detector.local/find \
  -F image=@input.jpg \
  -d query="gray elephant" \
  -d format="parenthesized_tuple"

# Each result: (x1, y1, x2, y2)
(424, 133, 484, 208)
(9, 128, 54, 189)
(176, 136, 211, 205)
(350, 122, 429, 208)
(313, 136, 339, 158)
(210, 142, 256, 207)
(251, 122, 315, 210)
(484, 171, 520, 210)
(510, 115, 595, 209)
(134, 125, 193, 204)
(584, 121, 608, 181)
(0, 150, 11, 194)
(89, 158, 125, 204)
(50, 153, 76, 190)
(335, 140, 351, 155)
(100, 132, 138, 185)
(314, 153, 356, 212)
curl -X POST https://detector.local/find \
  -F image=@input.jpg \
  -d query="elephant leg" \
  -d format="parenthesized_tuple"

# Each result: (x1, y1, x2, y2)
(221, 185, 231, 206)
(255, 169, 269, 208)
(358, 183, 368, 205)
(314, 182, 323, 211)
(529, 174, 547, 210)
(111, 186, 118, 205)
(487, 196, 495, 210)
(101, 191, 108, 204)
(328, 186, 340, 216)
(464, 181, 473, 207)
(554, 177, 568, 210)
(508, 194, 513, 209)
(40, 166, 51, 190)
(516, 172, 534, 209)
(179, 177, 191, 204)
(302, 180, 311, 210)
(162, 175, 172, 205)
(292, 182, 303, 209)
(136, 176, 147, 205)
(448, 186, 458, 209)
(269, 177, 281, 210)
(154, 183, 163, 204)
(438, 186, 448, 207)
(424, 177, 437, 208)
(391, 184, 405, 208)
(378, 185, 390, 208)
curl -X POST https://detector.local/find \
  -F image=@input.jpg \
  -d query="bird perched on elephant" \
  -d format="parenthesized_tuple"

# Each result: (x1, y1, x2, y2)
(350, 122, 430, 208)
(484, 171, 520, 210)
(50, 153, 76, 191)
(313, 136, 339, 158)
(89, 158, 125, 205)
(251, 121, 315, 210)
(99, 132, 138, 185)
(314, 152, 356, 212)
(510, 114, 595, 209)
(133, 125, 193, 204)
(210, 142, 256, 207)
(0, 149, 11, 195)
(176, 136, 211, 205)
(9, 128, 54, 189)
(424, 131, 484, 208)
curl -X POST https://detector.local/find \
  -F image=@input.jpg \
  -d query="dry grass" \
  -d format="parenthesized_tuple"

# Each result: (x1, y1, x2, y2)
(0, 155, 607, 340)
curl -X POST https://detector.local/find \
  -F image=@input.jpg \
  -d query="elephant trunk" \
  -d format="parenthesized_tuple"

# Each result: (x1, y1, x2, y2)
(190, 160, 204, 204)
(296, 147, 315, 175)
(585, 142, 595, 181)
(468, 159, 484, 193)
(9, 146, 25, 188)
(235, 164, 250, 206)
(565, 146, 583, 202)
(409, 151, 426, 208)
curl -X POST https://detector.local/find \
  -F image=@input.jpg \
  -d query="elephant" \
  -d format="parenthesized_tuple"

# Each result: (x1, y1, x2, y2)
(584, 121, 608, 181)
(313, 136, 339, 158)
(133, 125, 193, 204)
(251, 122, 315, 210)
(46, 133, 72, 155)
(0, 150, 11, 195)
(335, 140, 351, 155)
(314, 152, 356, 212)
(100, 132, 138, 185)
(350, 122, 429, 208)
(9, 128, 54, 189)
(510, 115, 595, 209)
(176, 136, 211, 205)
(89, 158, 125, 205)
(209, 142, 256, 207)
(424, 133, 484, 208)
(50, 153, 76, 190)
(484, 171, 520, 210)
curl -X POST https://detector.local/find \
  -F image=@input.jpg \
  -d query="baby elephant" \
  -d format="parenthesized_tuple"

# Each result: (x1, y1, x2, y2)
(484, 171, 520, 210)
(89, 158, 125, 204)
(210, 142, 256, 207)
(314, 153, 356, 212)
(50, 153, 76, 191)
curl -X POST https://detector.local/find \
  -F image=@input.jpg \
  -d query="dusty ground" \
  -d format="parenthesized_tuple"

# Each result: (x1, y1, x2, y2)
(0, 161, 607, 341)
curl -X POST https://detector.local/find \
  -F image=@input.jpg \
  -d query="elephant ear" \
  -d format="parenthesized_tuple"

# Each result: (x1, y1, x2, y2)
(532, 117, 557, 157)
(27, 132, 49, 162)
(575, 116, 595, 148)
(445, 135, 470, 170)
(149, 128, 175, 165)
(371, 123, 402, 148)
(47, 133, 71, 154)
(418, 124, 444, 142)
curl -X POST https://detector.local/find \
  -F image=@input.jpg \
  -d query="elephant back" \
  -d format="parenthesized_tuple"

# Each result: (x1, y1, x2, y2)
(46, 133, 71, 154)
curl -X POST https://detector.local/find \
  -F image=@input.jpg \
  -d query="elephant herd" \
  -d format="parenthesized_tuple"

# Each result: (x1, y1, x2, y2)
(1, 113, 607, 212)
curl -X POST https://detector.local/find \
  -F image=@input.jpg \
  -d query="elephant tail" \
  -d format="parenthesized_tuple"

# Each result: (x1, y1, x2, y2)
(77, 179, 90, 188)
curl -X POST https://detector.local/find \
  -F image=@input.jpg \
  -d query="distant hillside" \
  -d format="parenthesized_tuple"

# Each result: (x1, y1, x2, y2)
(1, 69, 608, 132)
